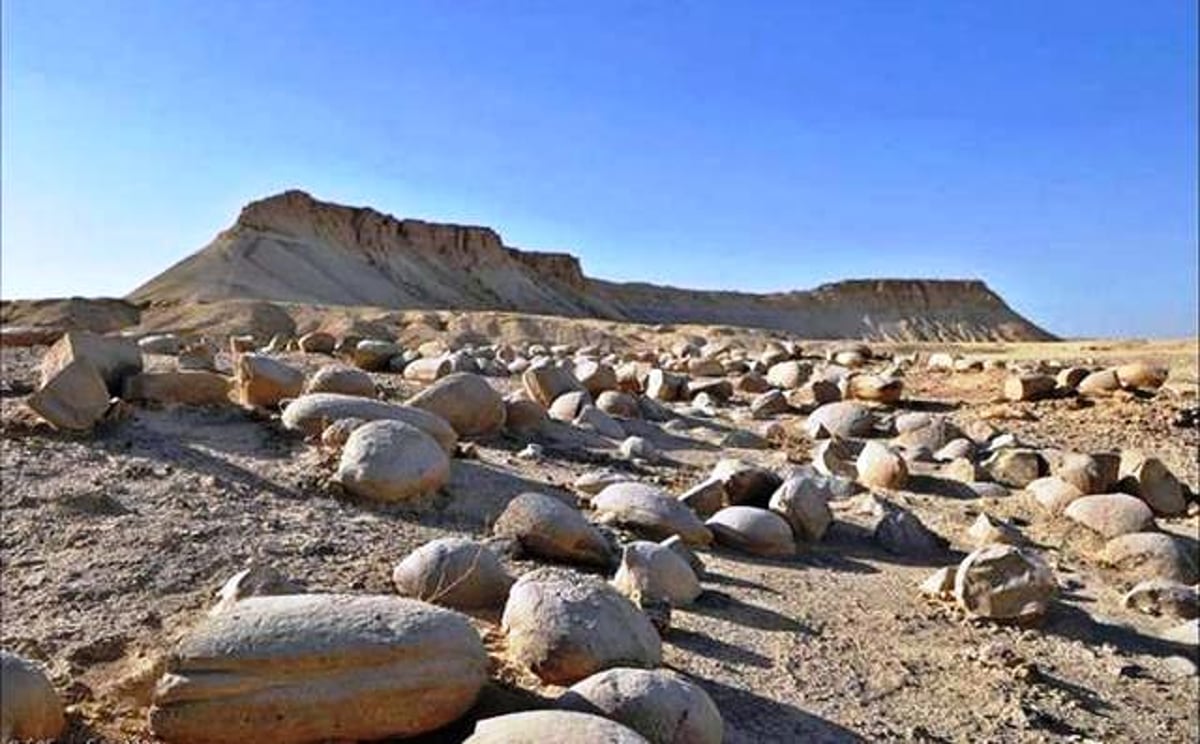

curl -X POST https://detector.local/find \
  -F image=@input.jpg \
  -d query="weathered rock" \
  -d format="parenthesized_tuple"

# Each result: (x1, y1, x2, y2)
(1025, 477, 1085, 515)
(933, 438, 975, 462)
(1122, 579, 1199, 620)
(919, 566, 957, 599)
(392, 538, 513, 610)
(281, 393, 457, 452)
(734, 371, 772, 394)
(804, 401, 876, 439)
(855, 441, 909, 490)
(660, 535, 705, 576)
(1055, 366, 1089, 390)
(1077, 369, 1121, 397)
(352, 339, 401, 371)
(304, 364, 375, 397)
(593, 482, 712, 545)
(768, 475, 834, 541)
(493, 492, 614, 567)
(466, 711, 649, 744)
(811, 438, 860, 479)
(982, 448, 1045, 488)
(406, 372, 506, 437)
(403, 356, 452, 383)
(297, 331, 336, 354)
(501, 568, 662, 685)
(611, 541, 701, 607)
(1159, 619, 1199, 648)
(1064, 493, 1155, 538)
(596, 390, 641, 419)
(574, 469, 635, 497)
(557, 668, 723, 744)
(1102, 532, 1199, 584)
(234, 353, 304, 408)
(1116, 362, 1168, 391)
(149, 595, 488, 744)
(766, 360, 811, 390)
(1, 651, 66, 742)
(844, 374, 903, 404)
(504, 393, 547, 434)
(574, 361, 619, 397)
(943, 457, 982, 484)
(1116, 452, 1186, 516)
(27, 357, 112, 430)
(335, 420, 451, 502)
(709, 459, 782, 506)
(705, 506, 795, 557)
(523, 365, 583, 407)
(618, 436, 660, 463)
(856, 495, 947, 558)
(678, 478, 727, 518)
(954, 545, 1055, 621)
(892, 417, 964, 452)
(575, 405, 626, 439)
(39, 330, 142, 394)
(121, 371, 232, 407)
(686, 358, 724, 377)
(1056, 452, 1119, 495)
(1003, 374, 1056, 402)
(750, 389, 790, 419)
(177, 341, 217, 371)
(687, 377, 733, 401)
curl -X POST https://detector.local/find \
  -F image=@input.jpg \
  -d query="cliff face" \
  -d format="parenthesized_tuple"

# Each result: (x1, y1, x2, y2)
(128, 190, 1055, 341)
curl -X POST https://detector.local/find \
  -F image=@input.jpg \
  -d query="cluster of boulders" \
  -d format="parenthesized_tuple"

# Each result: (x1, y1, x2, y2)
(1002, 360, 1171, 402)
(5, 329, 1198, 741)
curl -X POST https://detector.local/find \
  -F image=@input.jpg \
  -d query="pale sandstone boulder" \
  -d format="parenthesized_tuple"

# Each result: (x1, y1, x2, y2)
(493, 492, 614, 567)
(403, 356, 452, 382)
(661, 535, 705, 576)
(811, 438, 860, 479)
(804, 401, 876, 439)
(687, 358, 724, 377)
(523, 365, 583, 407)
(297, 331, 335, 354)
(1003, 374, 1056, 402)
(855, 441, 909, 490)
(611, 541, 701, 608)
(27, 357, 111, 430)
(575, 405, 626, 439)
(39, 330, 142, 394)
(919, 566, 957, 599)
(335, 420, 450, 502)
(1056, 452, 1119, 495)
(687, 377, 733, 401)
(1, 651, 65, 743)
(233, 354, 304, 408)
(406, 372, 505, 437)
(304, 364, 375, 397)
(1122, 579, 1199, 620)
(593, 483, 712, 545)
(1025, 477, 1084, 515)
(1055, 366, 1089, 390)
(501, 569, 662, 685)
(1064, 493, 1155, 538)
(596, 390, 641, 419)
(768, 475, 834, 541)
(750, 389, 791, 419)
(678, 478, 727, 518)
(954, 545, 1055, 621)
(1116, 452, 1187, 516)
(149, 595, 487, 744)
(392, 537, 513, 610)
(734, 370, 772, 394)
(644, 369, 686, 402)
(320, 417, 366, 448)
(1102, 532, 1198, 584)
(123, 371, 233, 407)
(844, 374, 902, 404)
(982, 448, 1044, 488)
(466, 711, 649, 744)
(855, 495, 946, 558)
(281, 394, 457, 453)
(967, 513, 1024, 548)
(575, 360, 619, 397)
(1115, 362, 1168, 391)
(705, 506, 795, 557)
(574, 469, 635, 497)
(557, 668, 723, 744)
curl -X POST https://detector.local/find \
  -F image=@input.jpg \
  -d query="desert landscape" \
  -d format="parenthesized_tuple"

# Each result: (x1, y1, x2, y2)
(0, 192, 1197, 743)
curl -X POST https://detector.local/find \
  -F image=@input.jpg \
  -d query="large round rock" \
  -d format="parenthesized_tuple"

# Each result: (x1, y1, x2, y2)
(493, 492, 614, 567)
(954, 545, 1055, 621)
(592, 483, 713, 546)
(1, 651, 65, 742)
(282, 393, 457, 453)
(705, 506, 795, 557)
(405, 372, 506, 437)
(149, 594, 488, 744)
(304, 364, 376, 397)
(611, 541, 701, 607)
(502, 568, 663, 685)
(1063, 493, 1155, 538)
(466, 711, 649, 743)
(768, 475, 835, 541)
(804, 401, 876, 439)
(557, 667, 723, 744)
(336, 420, 450, 502)
(392, 537, 513, 610)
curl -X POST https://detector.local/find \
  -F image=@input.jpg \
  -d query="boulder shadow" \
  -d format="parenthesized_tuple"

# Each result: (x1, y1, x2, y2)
(665, 627, 774, 669)
(1041, 601, 1198, 662)
(685, 590, 811, 634)
(905, 474, 981, 500)
(691, 676, 866, 743)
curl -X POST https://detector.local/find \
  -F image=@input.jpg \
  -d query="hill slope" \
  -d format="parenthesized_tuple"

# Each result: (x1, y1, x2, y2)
(128, 190, 1055, 341)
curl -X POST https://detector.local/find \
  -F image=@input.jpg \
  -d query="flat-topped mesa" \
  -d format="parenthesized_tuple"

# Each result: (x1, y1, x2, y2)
(128, 190, 1055, 341)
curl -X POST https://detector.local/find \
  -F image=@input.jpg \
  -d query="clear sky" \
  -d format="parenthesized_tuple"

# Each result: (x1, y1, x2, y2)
(2, 1, 1196, 337)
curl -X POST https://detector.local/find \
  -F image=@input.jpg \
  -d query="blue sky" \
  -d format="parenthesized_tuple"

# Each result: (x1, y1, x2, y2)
(2, 1, 1196, 337)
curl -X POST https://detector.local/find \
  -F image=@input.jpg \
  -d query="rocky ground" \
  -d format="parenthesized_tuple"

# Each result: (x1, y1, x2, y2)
(1, 328, 1198, 743)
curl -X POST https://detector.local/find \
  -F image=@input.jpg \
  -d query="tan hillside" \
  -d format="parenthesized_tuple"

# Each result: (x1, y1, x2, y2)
(127, 190, 1055, 342)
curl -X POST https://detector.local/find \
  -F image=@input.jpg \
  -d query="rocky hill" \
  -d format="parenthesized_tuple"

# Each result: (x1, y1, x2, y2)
(127, 190, 1055, 341)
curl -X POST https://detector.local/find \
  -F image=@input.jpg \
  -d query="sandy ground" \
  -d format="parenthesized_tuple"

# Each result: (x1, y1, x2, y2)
(1, 332, 1198, 743)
